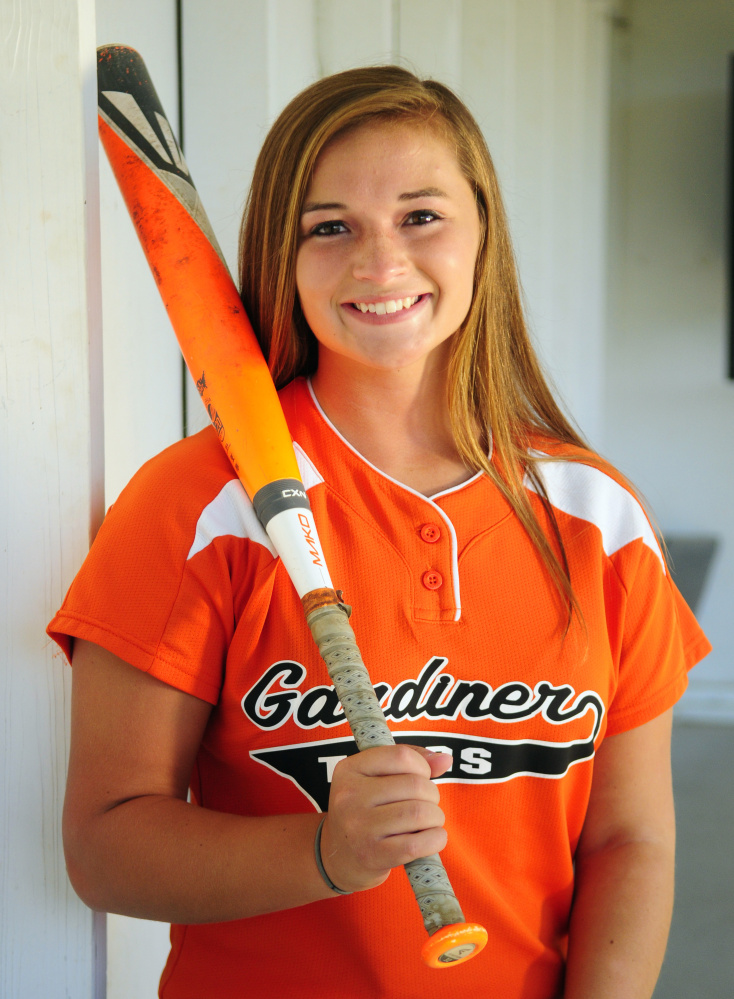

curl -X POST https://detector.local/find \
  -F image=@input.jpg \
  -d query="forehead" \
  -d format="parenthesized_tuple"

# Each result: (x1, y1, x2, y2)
(305, 119, 466, 198)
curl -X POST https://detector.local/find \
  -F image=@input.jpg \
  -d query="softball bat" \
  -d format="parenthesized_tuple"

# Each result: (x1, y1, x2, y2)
(96, 43, 487, 967)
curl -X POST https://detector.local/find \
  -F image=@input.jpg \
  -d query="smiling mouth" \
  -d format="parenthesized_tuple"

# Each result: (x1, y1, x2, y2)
(349, 295, 423, 315)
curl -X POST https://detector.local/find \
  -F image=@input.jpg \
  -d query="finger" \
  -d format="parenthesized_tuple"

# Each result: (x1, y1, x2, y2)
(404, 745, 454, 779)
(330, 770, 442, 814)
(374, 798, 446, 839)
(335, 744, 436, 779)
(331, 793, 446, 854)
(359, 812, 449, 873)
(381, 826, 449, 864)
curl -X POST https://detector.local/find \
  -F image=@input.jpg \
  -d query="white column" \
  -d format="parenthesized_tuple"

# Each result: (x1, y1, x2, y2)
(0, 0, 105, 995)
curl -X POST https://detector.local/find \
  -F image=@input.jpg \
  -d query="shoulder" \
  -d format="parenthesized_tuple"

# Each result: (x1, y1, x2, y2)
(119, 426, 235, 500)
(107, 426, 239, 530)
(98, 427, 245, 557)
(524, 438, 664, 573)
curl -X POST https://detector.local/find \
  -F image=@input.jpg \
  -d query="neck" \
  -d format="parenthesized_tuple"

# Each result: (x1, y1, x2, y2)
(311, 354, 473, 495)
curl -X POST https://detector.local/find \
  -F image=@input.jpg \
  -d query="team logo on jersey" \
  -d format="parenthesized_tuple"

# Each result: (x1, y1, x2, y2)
(243, 658, 604, 808)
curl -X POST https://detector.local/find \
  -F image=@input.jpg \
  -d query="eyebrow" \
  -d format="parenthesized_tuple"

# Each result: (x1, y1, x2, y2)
(399, 187, 448, 201)
(302, 201, 347, 214)
(301, 187, 449, 215)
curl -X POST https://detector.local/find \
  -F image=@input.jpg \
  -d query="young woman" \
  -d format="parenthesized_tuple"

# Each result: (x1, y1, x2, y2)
(50, 66, 710, 999)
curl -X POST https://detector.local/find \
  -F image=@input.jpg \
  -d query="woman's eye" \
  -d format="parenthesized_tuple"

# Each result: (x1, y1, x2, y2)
(310, 220, 348, 236)
(405, 210, 441, 226)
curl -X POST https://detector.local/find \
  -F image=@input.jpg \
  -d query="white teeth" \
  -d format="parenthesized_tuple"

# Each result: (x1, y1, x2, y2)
(353, 295, 420, 314)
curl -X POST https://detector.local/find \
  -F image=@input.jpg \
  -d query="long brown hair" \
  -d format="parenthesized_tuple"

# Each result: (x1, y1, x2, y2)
(238, 66, 590, 628)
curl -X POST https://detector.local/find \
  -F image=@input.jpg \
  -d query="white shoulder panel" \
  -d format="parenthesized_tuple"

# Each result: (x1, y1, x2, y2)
(187, 479, 276, 560)
(186, 444, 325, 561)
(525, 454, 665, 572)
(293, 442, 325, 490)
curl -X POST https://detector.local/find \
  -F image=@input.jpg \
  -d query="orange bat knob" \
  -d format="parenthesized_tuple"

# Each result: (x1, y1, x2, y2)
(420, 922, 488, 968)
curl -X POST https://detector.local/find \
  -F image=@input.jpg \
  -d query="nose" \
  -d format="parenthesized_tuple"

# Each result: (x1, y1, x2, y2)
(351, 228, 408, 284)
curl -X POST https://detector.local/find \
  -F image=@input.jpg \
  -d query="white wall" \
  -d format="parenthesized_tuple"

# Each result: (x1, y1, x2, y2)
(1, 0, 105, 995)
(605, 0, 734, 720)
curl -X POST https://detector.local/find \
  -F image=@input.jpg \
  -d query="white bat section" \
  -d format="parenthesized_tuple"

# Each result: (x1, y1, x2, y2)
(265, 506, 333, 596)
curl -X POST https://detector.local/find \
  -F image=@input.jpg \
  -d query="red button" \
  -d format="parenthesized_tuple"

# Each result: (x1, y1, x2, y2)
(422, 570, 443, 590)
(420, 523, 441, 543)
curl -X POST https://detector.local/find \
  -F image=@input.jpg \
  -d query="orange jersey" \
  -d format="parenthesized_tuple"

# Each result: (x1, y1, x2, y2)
(49, 377, 710, 999)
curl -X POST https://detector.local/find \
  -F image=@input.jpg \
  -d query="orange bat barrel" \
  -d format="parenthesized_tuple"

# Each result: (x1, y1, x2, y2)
(97, 48, 299, 500)
(98, 46, 333, 597)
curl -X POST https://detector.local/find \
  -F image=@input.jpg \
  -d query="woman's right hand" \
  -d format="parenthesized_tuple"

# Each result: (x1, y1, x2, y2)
(318, 745, 453, 893)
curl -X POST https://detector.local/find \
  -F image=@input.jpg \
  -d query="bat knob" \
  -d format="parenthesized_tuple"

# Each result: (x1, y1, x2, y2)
(420, 922, 488, 968)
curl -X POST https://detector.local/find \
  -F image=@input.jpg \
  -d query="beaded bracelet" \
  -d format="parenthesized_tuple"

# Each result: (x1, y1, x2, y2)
(314, 817, 352, 895)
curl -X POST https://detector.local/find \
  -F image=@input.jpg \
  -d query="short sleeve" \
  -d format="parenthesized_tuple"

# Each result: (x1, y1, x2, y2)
(47, 432, 242, 704)
(605, 540, 711, 735)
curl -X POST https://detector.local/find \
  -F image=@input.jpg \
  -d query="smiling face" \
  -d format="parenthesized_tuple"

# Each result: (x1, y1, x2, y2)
(295, 119, 482, 384)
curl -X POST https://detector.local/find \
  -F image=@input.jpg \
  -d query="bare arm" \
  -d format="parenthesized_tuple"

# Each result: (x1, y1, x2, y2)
(63, 640, 450, 922)
(563, 708, 676, 999)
